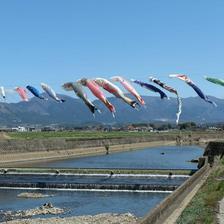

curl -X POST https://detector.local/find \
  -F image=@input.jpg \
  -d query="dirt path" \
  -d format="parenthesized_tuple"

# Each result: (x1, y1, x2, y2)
(0, 132, 10, 140)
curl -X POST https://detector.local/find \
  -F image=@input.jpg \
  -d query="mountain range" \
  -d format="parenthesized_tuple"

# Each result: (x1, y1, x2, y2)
(0, 95, 224, 126)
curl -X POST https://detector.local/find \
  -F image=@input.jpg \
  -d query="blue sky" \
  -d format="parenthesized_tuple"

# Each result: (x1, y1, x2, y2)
(0, 0, 224, 102)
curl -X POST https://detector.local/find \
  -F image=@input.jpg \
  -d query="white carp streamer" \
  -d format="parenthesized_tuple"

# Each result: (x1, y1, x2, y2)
(176, 95, 182, 125)
(0, 86, 6, 99)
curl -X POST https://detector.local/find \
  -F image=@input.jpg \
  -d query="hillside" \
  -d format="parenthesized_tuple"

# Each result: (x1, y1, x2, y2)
(0, 95, 223, 126)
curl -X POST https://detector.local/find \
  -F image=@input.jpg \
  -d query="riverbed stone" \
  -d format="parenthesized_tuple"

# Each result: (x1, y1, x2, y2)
(2, 213, 138, 224)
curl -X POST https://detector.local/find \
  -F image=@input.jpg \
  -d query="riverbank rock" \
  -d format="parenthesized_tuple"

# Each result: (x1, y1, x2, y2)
(3, 213, 138, 224)
(1, 203, 64, 221)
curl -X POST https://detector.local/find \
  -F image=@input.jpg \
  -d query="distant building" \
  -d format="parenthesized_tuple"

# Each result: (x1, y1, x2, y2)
(12, 126, 27, 132)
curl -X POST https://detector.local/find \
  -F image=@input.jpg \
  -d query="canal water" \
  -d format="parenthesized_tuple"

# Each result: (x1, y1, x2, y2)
(0, 145, 204, 220)
(0, 189, 169, 219)
(33, 145, 203, 169)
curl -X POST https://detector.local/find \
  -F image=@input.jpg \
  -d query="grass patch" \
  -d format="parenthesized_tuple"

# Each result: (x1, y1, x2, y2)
(7, 130, 211, 140)
(177, 159, 224, 224)
(7, 130, 180, 140)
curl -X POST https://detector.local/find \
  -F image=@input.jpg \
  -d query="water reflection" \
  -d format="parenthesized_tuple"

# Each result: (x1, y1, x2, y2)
(33, 145, 203, 169)
(0, 189, 169, 218)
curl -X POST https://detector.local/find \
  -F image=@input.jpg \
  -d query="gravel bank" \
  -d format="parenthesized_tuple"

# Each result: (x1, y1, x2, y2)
(3, 213, 138, 224)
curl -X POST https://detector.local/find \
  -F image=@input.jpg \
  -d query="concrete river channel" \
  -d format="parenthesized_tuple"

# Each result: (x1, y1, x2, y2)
(0, 145, 203, 221)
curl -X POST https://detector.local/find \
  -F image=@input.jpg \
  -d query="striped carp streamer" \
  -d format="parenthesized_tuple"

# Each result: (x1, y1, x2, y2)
(169, 74, 217, 107)
(94, 77, 138, 108)
(15, 87, 29, 102)
(62, 81, 100, 116)
(0, 86, 6, 100)
(205, 76, 224, 87)
(41, 83, 65, 103)
(149, 76, 182, 125)
(111, 76, 145, 105)
(79, 78, 116, 116)
(131, 79, 168, 99)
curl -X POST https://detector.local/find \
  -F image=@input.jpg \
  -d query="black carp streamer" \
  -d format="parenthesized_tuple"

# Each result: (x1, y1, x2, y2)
(149, 76, 182, 125)
(169, 74, 217, 107)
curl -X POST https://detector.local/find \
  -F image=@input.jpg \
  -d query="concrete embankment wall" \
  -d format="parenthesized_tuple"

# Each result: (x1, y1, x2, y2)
(0, 135, 176, 153)
(0, 135, 177, 165)
(204, 141, 224, 155)
(139, 141, 224, 224)
(139, 160, 210, 224)
(0, 131, 223, 154)
(0, 132, 223, 165)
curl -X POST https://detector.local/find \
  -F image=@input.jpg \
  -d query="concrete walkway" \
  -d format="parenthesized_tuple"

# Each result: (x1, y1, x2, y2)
(217, 198, 224, 224)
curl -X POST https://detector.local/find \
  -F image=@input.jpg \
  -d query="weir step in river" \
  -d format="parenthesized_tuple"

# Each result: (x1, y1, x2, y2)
(0, 172, 189, 192)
